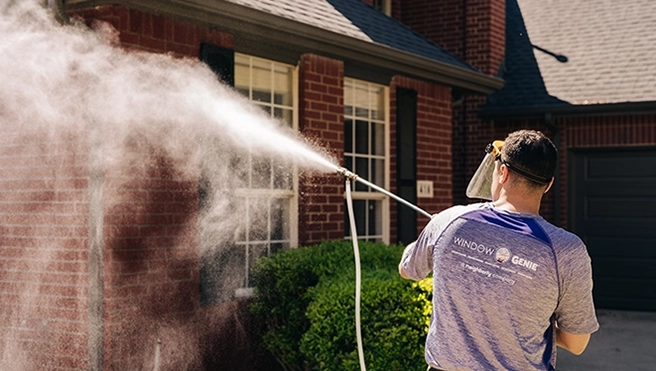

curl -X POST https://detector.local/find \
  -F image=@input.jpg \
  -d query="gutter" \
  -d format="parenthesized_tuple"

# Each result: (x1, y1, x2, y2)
(480, 101, 656, 120)
(65, 0, 504, 94)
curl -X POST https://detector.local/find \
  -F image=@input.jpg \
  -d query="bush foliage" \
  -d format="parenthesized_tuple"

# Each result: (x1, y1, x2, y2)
(250, 240, 432, 371)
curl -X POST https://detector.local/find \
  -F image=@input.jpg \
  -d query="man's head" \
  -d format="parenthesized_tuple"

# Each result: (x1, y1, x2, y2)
(491, 130, 557, 200)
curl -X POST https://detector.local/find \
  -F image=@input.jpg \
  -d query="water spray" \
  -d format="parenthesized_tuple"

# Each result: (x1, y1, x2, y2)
(337, 166, 432, 371)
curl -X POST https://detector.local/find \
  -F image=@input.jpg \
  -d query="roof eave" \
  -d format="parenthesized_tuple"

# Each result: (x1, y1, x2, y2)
(65, 0, 504, 94)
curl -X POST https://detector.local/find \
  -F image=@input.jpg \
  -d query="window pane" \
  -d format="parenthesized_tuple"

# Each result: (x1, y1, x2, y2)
(274, 107, 293, 127)
(270, 198, 289, 241)
(372, 122, 384, 156)
(272, 158, 293, 190)
(372, 158, 384, 186)
(368, 200, 382, 236)
(371, 88, 384, 120)
(248, 199, 269, 242)
(234, 63, 250, 93)
(354, 199, 366, 237)
(344, 81, 353, 115)
(251, 156, 272, 189)
(344, 119, 353, 153)
(247, 243, 268, 286)
(251, 59, 272, 102)
(273, 65, 293, 106)
(230, 154, 248, 185)
(235, 87, 249, 98)
(344, 156, 354, 174)
(355, 120, 368, 154)
(355, 107, 369, 118)
(355, 157, 368, 191)
(252, 90, 271, 104)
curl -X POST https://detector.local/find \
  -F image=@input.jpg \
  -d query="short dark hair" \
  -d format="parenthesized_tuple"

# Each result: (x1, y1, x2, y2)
(500, 130, 557, 187)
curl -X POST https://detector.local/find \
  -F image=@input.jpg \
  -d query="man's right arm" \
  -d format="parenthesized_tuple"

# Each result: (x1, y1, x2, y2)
(555, 325, 591, 355)
(398, 243, 415, 279)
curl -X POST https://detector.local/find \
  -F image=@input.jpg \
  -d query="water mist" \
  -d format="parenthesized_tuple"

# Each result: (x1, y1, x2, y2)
(0, 1, 337, 369)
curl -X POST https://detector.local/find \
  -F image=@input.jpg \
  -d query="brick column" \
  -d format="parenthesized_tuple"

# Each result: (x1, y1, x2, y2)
(393, 0, 505, 203)
(297, 54, 345, 245)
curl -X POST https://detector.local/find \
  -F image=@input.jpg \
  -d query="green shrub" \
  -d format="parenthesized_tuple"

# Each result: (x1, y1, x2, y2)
(301, 273, 430, 371)
(250, 240, 432, 371)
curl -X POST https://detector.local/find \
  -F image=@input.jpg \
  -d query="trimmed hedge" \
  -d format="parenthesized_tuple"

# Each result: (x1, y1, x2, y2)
(250, 240, 432, 371)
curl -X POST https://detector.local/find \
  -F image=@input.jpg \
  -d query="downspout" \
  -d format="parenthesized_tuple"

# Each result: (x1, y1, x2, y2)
(48, 0, 69, 23)
(88, 120, 105, 371)
(544, 113, 560, 225)
(459, 0, 468, 204)
(50, 1, 104, 369)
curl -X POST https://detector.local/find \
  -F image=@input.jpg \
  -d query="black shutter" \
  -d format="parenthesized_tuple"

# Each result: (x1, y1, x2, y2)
(199, 43, 234, 87)
(396, 88, 418, 245)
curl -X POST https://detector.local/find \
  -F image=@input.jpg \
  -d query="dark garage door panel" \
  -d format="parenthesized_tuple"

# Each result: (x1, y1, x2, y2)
(570, 148, 656, 311)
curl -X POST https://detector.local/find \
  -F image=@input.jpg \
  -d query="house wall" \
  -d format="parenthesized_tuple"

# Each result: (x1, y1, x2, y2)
(297, 54, 345, 245)
(393, 0, 505, 205)
(3, 3, 467, 369)
(0, 6, 279, 370)
(297, 59, 455, 245)
(0, 128, 90, 370)
(390, 77, 454, 235)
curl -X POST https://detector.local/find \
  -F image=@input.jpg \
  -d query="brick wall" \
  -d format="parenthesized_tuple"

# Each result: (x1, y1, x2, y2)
(394, 0, 466, 60)
(99, 144, 201, 370)
(70, 6, 234, 55)
(298, 54, 345, 245)
(393, 0, 505, 74)
(394, 0, 505, 205)
(390, 77, 453, 240)
(0, 129, 90, 370)
(0, 6, 275, 370)
(465, 0, 506, 76)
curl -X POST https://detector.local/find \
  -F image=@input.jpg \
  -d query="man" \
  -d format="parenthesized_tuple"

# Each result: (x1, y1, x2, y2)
(399, 130, 598, 371)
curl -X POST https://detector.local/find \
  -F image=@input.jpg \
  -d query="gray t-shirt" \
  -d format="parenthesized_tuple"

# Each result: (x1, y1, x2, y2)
(400, 203, 599, 371)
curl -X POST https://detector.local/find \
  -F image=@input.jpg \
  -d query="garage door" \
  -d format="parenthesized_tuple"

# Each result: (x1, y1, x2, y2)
(569, 147, 656, 311)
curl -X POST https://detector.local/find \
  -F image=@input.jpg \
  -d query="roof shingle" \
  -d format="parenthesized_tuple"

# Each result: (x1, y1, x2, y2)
(225, 0, 476, 72)
(519, 0, 656, 105)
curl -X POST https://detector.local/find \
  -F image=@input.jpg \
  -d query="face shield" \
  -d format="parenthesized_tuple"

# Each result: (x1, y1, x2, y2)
(465, 140, 504, 200)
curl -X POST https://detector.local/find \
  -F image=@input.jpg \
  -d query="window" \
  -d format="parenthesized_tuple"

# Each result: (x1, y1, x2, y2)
(343, 79, 389, 243)
(200, 54, 298, 304)
(234, 54, 298, 287)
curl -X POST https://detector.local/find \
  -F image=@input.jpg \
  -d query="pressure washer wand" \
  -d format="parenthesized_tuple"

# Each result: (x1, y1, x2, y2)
(336, 167, 432, 219)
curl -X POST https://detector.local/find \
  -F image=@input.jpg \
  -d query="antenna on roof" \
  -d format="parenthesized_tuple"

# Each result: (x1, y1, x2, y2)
(532, 44, 568, 63)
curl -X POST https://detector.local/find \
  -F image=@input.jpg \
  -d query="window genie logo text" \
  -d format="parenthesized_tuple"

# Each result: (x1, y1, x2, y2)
(453, 237, 494, 255)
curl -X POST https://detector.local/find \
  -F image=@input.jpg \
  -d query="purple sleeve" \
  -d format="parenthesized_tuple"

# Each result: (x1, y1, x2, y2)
(400, 205, 472, 280)
(553, 235, 600, 334)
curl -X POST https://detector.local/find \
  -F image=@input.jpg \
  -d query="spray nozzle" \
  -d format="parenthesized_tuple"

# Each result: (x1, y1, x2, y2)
(336, 166, 358, 181)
